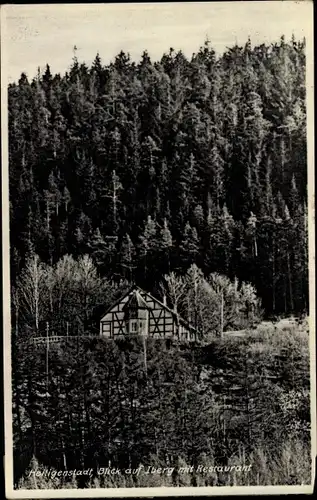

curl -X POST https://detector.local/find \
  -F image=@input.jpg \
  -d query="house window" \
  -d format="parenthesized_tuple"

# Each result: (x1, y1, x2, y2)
(102, 322, 111, 336)
(130, 320, 137, 333)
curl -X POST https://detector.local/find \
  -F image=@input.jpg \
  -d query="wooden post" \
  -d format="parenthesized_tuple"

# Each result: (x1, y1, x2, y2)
(61, 436, 67, 470)
(223, 394, 226, 436)
(143, 335, 147, 378)
(220, 291, 224, 338)
(46, 322, 49, 393)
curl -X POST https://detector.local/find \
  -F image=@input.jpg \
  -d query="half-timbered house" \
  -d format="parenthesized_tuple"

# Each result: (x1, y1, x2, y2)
(100, 286, 197, 341)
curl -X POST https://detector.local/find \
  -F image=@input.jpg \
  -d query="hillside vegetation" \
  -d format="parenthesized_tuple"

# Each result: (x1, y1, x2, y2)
(13, 320, 310, 488)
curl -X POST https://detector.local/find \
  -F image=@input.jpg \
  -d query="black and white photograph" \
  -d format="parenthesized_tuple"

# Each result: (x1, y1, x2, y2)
(1, 1, 315, 497)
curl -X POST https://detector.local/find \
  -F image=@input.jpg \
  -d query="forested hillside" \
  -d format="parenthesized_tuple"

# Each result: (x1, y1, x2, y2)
(8, 36, 308, 316)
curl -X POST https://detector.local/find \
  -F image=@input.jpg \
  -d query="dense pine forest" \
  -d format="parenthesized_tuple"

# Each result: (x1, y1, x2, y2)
(9, 36, 311, 489)
(9, 36, 308, 317)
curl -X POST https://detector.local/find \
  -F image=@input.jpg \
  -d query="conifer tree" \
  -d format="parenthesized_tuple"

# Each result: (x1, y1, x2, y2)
(179, 223, 199, 269)
(119, 233, 136, 282)
(138, 216, 158, 280)
(158, 219, 173, 274)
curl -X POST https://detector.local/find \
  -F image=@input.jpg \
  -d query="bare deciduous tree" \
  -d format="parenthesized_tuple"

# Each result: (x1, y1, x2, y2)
(17, 254, 49, 335)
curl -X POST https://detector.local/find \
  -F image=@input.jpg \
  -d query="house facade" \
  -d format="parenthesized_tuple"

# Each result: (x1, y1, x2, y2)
(100, 286, 197, 341)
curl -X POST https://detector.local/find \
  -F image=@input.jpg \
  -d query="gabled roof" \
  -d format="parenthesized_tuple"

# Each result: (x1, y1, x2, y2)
(123, 289, 151, 310)
(101, 284, 136, 317)
(100, 285, 197, 333)
(136, 287, 196, 331)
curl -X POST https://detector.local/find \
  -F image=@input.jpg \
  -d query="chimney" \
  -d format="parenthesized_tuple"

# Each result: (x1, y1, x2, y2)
(163, 294, 167, 306)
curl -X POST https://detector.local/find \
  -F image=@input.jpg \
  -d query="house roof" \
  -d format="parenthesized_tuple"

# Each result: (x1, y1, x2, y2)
(122, 289, 151, 311)
(100, 285, 197, 332)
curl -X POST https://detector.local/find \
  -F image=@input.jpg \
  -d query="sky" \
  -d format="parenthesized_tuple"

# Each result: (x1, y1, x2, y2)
(1, 1, 313, 83)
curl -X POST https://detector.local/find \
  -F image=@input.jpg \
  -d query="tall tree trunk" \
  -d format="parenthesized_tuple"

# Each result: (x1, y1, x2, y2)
(272, 231, 276, 313)
(287, 251, 294, 311)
